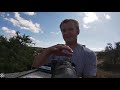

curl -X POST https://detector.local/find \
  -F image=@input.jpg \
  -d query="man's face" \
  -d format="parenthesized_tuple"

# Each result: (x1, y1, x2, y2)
(60, 21, 79, 44)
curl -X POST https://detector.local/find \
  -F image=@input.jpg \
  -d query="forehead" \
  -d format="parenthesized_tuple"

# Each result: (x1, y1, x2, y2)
(61, 21, 76, 29)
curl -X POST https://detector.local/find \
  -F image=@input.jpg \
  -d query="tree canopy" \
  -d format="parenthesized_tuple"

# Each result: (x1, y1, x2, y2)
(0, 31, 37, 73)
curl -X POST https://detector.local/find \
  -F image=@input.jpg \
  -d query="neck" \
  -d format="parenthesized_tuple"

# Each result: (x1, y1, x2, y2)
(66, 40, 78, 50)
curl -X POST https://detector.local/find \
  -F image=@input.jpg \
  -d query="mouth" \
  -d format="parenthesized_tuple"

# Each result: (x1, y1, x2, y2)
(64, 38, 73, 42)
(64, 36, 73, 39)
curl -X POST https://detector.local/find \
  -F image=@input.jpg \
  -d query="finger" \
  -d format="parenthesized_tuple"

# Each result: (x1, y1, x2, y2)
(55, 44, 73, 53)
(64, 45, 73, 53)
(56, 44, 73, 51)
(59, 45, 73, 53)
(52, 47, 59, 52)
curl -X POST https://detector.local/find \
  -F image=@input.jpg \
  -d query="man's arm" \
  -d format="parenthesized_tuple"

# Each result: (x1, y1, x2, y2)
(32, 44, 73, 68)
(32, 48, 51, 68)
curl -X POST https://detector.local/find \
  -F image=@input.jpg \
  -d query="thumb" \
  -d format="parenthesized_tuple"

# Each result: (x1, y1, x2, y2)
(52, 47, 59, 51)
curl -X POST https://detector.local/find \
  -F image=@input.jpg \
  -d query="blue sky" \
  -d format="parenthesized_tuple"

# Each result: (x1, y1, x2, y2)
(0, 12, 120, 51)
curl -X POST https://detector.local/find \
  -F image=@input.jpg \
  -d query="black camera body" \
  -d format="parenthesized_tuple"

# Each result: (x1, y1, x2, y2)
(51, 60, 78, 78)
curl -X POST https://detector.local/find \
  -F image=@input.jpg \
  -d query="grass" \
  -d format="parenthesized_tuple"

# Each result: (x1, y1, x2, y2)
(97, 68, 120, 78)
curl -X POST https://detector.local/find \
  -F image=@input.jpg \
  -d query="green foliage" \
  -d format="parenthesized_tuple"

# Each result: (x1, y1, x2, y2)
(0, 31, 37, 73)
(97, 42, 120, 70)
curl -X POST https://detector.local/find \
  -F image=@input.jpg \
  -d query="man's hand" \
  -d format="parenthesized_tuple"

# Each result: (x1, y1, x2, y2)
(47, 44, 73, 57)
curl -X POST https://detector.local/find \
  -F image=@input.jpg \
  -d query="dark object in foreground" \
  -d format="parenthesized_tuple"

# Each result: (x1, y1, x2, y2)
(51, 60, 78, 78)
(5, 59, 78, 78)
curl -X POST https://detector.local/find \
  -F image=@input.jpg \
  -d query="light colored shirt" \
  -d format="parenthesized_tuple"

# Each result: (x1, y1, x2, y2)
(48, 44, 97, 77)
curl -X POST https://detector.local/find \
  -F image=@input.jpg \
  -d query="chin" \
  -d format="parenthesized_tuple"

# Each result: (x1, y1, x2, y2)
(64, 38, 76, 44)
(65, 38, 73, 42)
(65, 40, 73, 44)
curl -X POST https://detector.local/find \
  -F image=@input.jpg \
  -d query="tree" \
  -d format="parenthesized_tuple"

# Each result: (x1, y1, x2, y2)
(114, 42, 120, 64)
(0, 31, 36, 73)
(103, 42, 120, 65)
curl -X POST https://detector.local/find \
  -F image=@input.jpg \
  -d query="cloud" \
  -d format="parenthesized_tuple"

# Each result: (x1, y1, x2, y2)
(29, 37, 42, 43)
(104, 14, 111, 20)
(29, 37, 36, 41)
(7, 13, 9, 16)
(4, 12, 43, 33)
(81, 12, 112, 29)
(0, 12, 5, 17)
(29, 37, 46, 47)
(83, 24, 90, 29)
(50, 31, 61, 35)
(83, 12, 98, 24)
(1, 27, 16, 37)
(0, 12, 10, 18)
(23, 12, 36, 16)
(89, 47, 104, 51)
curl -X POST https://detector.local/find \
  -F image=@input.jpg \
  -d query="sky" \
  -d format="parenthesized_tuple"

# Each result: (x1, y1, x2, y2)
(0, 12, 120, 51)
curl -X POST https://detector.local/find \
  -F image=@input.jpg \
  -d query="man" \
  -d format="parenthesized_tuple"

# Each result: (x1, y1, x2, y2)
(32, 19, 97, 78)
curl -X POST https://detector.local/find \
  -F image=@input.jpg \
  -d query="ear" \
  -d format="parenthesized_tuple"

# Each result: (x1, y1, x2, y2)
(77, 29, 80, 35)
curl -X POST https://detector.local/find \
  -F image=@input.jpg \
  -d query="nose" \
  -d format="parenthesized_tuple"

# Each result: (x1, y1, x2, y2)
(63, 33, 69, 38)
(62, 30, 70, 35)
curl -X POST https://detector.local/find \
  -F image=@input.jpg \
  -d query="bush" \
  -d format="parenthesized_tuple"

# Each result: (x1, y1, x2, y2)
(0, 32, 37, 73)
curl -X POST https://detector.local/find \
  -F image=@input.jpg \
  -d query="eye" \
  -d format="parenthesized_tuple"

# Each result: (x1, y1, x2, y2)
(61, 29, 66, 33)
(69, 28, 74, 31)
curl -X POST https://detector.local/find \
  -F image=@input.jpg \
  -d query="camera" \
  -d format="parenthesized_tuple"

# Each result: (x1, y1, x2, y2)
(51, 59, 78, 78)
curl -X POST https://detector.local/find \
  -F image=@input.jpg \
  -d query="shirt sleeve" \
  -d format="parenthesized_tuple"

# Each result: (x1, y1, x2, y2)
(83, 51, 97, 77)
